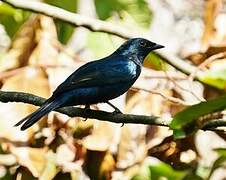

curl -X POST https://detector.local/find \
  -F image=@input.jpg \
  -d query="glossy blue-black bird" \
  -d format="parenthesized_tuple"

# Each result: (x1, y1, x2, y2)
(15, 38, 164, 130)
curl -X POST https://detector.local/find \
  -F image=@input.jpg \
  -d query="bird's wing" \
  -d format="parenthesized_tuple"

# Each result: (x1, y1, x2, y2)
(52, 58, 139, 96)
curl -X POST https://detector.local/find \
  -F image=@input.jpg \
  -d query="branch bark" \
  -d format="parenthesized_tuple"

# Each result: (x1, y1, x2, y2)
(1, 0, 205, 81)
(0, 90, 224, 131)
(1, 0, 136, 39)
(0, 90, 168, 126)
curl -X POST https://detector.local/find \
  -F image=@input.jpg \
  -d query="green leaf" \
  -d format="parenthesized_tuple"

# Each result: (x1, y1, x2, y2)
(173, 129, 187, 139)
(183, 173, 203, 180)
(214, 148, 226, 157)
(0, 3, 17, 16)
(131, 162, 187, 180)
(44, 0, 77, 44)
(198, 69, 226, 89)
(145, 52, 166, 70)
(131, 165, 151, 180)
(94, 0, 152, 28)
(208, 156, 226, 179)
(87, 32, 124, 59)
(170, 94, 226, 130)
(149, 162, 186, 180)
(0, 3, 30, 38)
(40, 151, 57, 179)
(55, 21, 74, 44)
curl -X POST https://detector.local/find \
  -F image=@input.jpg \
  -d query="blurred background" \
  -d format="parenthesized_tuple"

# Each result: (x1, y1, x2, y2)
(0, 0, 226, 179)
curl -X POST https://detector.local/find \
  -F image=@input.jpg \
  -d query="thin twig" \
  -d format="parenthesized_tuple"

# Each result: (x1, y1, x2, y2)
(164, 70, 205, 102)
(188, 52, 226, 81)
(131, 87, 192, 106)
(142, 71, 187, 80)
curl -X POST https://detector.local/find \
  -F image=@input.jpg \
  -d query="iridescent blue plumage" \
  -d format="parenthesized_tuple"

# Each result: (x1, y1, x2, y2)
(15, 38, 164, 130)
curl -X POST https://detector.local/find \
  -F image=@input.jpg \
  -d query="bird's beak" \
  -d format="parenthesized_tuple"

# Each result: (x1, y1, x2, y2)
(150, 44, 164, 51)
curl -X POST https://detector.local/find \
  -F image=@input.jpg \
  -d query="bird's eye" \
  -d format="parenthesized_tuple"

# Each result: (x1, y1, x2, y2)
(140, 41, 146, 47)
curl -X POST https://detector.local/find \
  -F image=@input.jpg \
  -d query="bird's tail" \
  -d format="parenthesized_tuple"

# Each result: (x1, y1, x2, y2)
(15, 99, 63, 131)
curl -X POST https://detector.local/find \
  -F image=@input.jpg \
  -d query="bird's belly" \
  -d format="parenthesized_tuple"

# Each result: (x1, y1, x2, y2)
(62, 82, 133, 106)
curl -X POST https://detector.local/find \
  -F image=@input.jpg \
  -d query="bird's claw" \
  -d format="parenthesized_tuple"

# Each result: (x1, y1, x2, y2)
(112, 109, 122, 114)
(106, 101, 122, 114)
(82, 117, 88, 121)
(82, 104, 90, 121)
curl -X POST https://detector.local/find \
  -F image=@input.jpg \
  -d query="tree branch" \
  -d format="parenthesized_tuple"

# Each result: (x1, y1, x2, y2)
(0, 90, 225, 131)
(1, 0, 136, 39)
(0, 90, 167, 126)
(202, 119, 226, 130)
(1, 0, 205, 82)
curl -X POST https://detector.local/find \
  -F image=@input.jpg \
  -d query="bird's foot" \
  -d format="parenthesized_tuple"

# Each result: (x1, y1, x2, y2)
(82, 104, 90, 121)
(105, 101, 124, 126)
(106, 101, 122, 114)
(82, 118, 88, 121)
(112, 108, 122, 114)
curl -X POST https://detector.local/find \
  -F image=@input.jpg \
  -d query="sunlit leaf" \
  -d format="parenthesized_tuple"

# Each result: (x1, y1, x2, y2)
(208, 155, 226, 179)
(85, 151, 115, 180)
(144, 52, 166, 70)
(0, 67, 50, 141)
(0, 16, 38, 72)
(201, 0, 222, 50)
(131, 164, 151, 180)
(39, 151, 57, 180)
(149, 162, 186, 180)
(170, 94, 226, 129)
(198, 69, 226, 89)
(11, 147, 47, 177)
(170, 94, 226, 138)
(214, 148, 226, 156)
(87, 32, 123, 59)
(94, 0, 152, 28)
(183, 173, 203, 180)
(0, 3, 30, 38)
(0, 3, 17, 16)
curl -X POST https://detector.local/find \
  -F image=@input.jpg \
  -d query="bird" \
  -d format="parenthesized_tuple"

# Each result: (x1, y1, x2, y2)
(15, 38, 164, 130)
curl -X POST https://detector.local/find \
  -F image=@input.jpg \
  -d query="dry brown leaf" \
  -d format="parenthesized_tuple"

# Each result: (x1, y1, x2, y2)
(196, 131, 226, 166)
(10, 146, 57, 179)
(202, 0, 222, 51)
(83, 121, 115, 151)
(116, 83, 173, 169)
(84, 150, 115, 180)
(116, 124, 147, 169)
(0, 16, 38, 72)
(39, 151, 57, 180)
(0, 154, 16, 166)
(0, 67, 50, 141)
(208, 58, 226, 70)
(148, 135, 198, 169)
(10, 146, 46, 177)
(28, 15, 58, 66)
(56, 144, 75, 167)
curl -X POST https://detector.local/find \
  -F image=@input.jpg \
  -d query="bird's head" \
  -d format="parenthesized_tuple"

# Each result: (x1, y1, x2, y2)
(116, 38, 164, 64)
